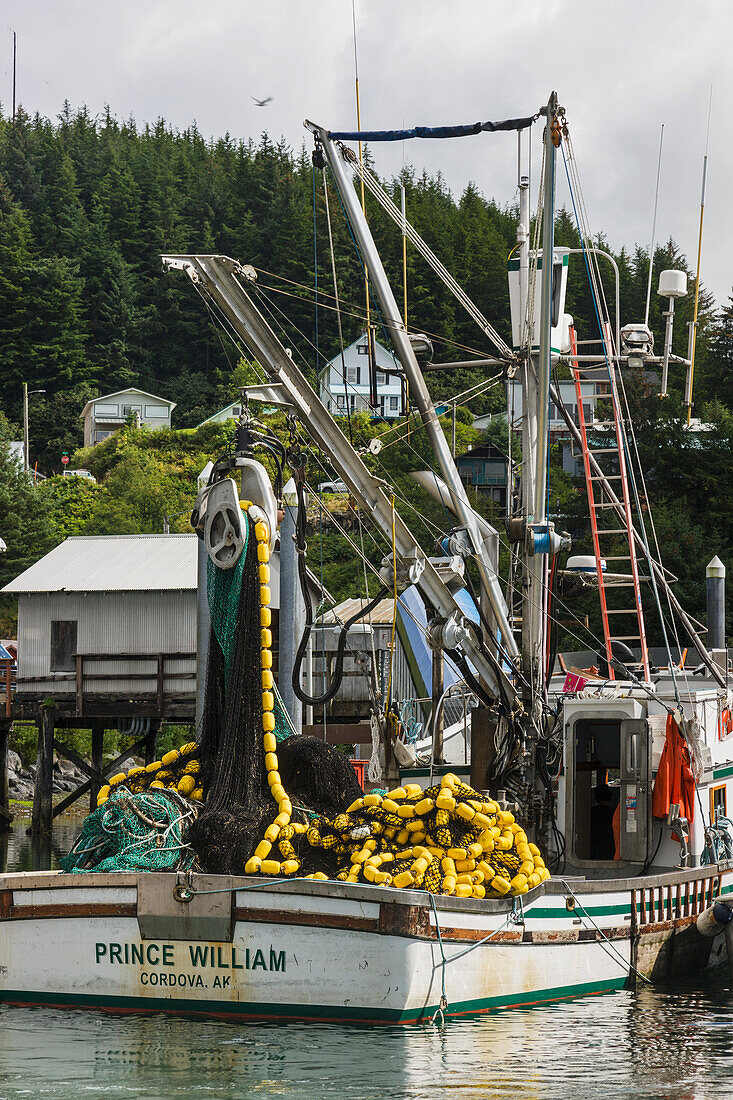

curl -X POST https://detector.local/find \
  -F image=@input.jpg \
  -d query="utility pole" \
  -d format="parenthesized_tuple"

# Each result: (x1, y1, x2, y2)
(22, 385, 45, 475)
(22, 381, 28, 474)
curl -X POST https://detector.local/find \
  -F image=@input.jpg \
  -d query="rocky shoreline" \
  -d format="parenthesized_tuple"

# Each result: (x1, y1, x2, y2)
(7, 749, 88, 802)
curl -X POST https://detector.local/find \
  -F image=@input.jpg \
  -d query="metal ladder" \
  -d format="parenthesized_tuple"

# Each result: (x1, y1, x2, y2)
(569, 324, 650, 681)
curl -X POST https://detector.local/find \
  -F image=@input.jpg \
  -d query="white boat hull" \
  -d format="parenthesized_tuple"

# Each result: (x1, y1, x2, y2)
(1, 867, 729, 1023)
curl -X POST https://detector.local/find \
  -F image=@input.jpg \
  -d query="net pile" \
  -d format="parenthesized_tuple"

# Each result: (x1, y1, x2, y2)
(67, 497, 552, 897)
(60, 789, 197, 874)
(299, 774, 549, 897)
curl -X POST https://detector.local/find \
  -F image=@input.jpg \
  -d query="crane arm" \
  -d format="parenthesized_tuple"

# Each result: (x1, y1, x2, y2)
(163, 253, 518, 707)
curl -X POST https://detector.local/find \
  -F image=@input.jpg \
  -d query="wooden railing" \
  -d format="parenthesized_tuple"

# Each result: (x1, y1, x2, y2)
(0, 657, 14, 718)
(633, 873, 720, 925)
(75, 651, 196, 715)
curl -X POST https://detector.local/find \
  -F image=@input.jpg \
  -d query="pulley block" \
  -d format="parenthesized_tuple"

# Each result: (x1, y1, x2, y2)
(204, 478, 245, 570)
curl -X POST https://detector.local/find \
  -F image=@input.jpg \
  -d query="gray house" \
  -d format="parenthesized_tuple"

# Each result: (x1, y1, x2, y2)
(81, 388, 176, 446)
(2, 532, 328, 722)
(319, 335, 403, 420)
(456, 443, 508, 506)
(3, 535, 197, 720)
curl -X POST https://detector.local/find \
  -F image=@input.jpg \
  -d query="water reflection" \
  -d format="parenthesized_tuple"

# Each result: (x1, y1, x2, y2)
(1, 817, 731, 1098)
(0, 982, 730, 1099)
(0, 809, 82, 872)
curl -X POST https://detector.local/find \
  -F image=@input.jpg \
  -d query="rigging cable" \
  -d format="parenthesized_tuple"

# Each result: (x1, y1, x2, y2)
(345, 148, 515, 361)
(322, 169, 354, 443)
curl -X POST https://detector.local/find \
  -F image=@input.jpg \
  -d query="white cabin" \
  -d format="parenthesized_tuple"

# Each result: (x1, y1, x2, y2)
(197, 401, 244, 427)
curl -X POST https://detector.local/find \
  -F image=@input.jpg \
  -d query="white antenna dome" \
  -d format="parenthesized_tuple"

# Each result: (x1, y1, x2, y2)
(658, 269, 687, 299)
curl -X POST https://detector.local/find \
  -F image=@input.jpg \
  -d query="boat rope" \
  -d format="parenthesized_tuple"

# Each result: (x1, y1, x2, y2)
(343, 151, 515, 361)
(560, 880, 652, 985)
(427, 892, 515, 1024)
(290, 464, 390, 707)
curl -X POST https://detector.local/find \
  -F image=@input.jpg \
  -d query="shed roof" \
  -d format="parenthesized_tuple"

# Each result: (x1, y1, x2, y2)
(2, 533, 333, 604)
(2, 535, 198, 594)
(323, 596, 396, 626)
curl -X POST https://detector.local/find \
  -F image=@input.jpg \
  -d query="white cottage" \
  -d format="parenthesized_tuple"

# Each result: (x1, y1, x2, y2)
(319, 335, 403, 420)
(81, 388, 176, 446)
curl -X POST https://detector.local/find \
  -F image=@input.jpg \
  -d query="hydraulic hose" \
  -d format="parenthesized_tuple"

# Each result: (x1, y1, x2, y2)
(289, 469, 389, 706)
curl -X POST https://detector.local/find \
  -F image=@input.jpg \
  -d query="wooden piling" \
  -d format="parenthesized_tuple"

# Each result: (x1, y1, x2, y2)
(145, 721, 159, 766)
(470, 705, 494, 793)
(31, 704, 55, 836)
(90, 722, 104, 813)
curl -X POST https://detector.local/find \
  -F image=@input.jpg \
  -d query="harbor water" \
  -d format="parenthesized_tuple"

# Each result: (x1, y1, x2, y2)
(2, 813, 732, 1099)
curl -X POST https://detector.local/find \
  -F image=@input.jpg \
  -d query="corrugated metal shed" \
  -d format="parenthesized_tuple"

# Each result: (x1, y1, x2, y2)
(2, 535, 197, 593)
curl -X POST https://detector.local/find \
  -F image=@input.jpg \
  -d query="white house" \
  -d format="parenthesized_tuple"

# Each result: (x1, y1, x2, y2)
(81, 388, 176, 446)
(197, 401, 244, 427)
(319, 335, 403, 420)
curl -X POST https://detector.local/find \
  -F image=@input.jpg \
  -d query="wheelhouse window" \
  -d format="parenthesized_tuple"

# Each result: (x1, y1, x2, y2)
(711, 784, 727, 823)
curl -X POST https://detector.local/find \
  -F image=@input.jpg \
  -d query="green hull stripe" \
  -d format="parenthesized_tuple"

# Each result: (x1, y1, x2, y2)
(0, 978, 624, 1023)
(528, 904, 630, 919)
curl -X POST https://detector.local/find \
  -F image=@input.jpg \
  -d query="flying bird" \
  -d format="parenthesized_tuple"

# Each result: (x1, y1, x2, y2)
(251, 96, 273, 107)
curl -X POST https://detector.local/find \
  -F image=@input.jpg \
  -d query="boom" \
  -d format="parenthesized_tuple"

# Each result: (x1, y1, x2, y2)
(162, 253, 518, 707)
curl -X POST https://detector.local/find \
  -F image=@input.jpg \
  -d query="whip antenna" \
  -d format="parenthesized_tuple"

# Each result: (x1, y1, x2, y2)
(685, 86, 713, 426)
(644, 123, 664, 328)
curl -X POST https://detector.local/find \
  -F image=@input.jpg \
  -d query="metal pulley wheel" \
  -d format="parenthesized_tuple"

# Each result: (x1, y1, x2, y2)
(204, 478, 245, 569)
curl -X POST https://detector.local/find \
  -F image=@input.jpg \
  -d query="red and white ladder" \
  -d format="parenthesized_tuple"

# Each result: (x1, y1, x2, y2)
(569, 325, 650, 681)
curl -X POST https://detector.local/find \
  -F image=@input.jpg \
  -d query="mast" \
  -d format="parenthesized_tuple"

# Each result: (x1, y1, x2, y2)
(309, 123, 519, 663)
(11, 31, 16, 123)
(521, 91, 558, 697)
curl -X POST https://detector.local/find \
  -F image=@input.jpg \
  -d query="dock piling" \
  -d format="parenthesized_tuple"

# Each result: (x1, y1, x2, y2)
(31, 704, 55, 836)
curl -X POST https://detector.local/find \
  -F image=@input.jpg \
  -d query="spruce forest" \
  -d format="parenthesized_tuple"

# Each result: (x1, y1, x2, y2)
(1, 105, 732, 651)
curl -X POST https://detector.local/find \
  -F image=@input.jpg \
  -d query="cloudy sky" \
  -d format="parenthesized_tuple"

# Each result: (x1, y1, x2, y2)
(3, 1, 731, 305)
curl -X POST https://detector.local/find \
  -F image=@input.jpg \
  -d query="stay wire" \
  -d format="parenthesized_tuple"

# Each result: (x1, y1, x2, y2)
(253, 270, 496, 363)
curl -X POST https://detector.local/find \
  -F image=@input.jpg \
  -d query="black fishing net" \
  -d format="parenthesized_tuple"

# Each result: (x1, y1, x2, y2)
(196, 516, 268, 816)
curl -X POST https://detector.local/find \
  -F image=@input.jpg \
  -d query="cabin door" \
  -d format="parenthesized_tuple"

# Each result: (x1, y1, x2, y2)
(572, 718, 621, 862)
(618, 719, 650, 862)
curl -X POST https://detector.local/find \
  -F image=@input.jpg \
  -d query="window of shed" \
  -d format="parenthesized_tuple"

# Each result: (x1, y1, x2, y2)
(50, 621, 77, 672)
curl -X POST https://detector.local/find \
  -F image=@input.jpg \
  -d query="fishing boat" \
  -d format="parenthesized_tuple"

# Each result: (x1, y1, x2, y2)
(2, 93, 733, 1023)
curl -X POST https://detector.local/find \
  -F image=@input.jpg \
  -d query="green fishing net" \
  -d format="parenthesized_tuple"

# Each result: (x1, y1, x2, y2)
(60, 789, 197, 874)
(207, 531, 294, 744)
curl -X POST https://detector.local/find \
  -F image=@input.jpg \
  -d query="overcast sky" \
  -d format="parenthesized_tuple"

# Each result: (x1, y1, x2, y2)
(3, 1, 732, 308)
